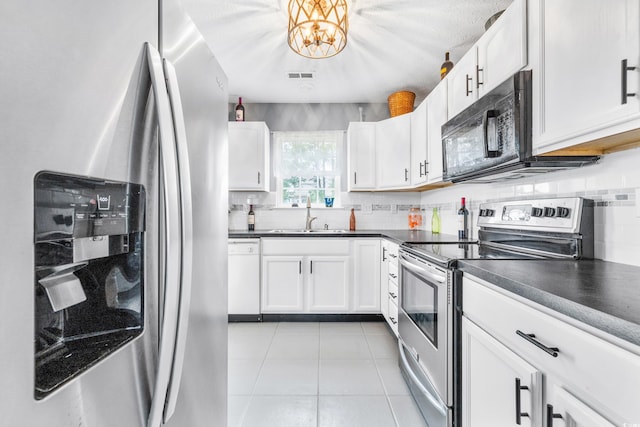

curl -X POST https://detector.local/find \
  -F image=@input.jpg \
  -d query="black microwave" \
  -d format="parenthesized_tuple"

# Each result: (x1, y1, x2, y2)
(441, 71, 599, 183)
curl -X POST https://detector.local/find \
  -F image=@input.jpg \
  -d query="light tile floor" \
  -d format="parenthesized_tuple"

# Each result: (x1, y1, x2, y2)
(228, 321, 428, 427)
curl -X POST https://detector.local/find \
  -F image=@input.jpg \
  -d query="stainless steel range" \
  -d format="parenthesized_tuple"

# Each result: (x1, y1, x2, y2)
(397, 197, 594, 427)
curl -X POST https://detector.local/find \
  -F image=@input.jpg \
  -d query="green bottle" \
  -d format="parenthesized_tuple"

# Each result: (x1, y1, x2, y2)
(431, 207, 441, 234)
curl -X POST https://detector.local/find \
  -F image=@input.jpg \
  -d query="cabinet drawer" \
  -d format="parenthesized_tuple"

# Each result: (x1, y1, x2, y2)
(388, 298, 399, 335)
(388, 263, 399, 284)
(387, 243, 399, 265)
(262, 238, 350, 255)
(388, 280, 398, 305)
(463, 275, 640, 423)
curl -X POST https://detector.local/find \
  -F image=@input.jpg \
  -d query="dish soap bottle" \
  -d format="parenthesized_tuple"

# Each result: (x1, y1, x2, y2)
(247, 204, 255, 231)
(431, 207, 440, 234)
(349, 208, 356, 231)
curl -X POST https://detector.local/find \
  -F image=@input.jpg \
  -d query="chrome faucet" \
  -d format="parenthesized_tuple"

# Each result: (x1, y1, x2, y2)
(305, 196, 317, 231)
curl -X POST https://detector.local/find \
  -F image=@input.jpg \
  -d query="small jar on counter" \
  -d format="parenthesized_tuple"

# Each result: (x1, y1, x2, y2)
(408, 207, 423, 230)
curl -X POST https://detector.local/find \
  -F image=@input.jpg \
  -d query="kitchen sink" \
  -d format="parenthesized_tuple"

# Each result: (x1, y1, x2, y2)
(267, 229, 349, 234)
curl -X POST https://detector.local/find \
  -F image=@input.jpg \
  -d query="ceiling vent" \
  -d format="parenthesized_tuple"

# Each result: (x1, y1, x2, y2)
(287, 72, 315, 79)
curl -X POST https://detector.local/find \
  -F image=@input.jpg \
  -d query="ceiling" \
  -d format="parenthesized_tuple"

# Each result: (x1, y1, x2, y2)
(182, 0, 513, 104)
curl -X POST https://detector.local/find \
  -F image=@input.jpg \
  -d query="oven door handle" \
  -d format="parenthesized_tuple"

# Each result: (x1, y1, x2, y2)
(398, 338, 448, 417)
(400, 255, 446, 283)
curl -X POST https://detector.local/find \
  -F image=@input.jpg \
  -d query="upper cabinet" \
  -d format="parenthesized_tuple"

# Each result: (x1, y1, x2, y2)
(447, 0, 527, 119)
(228, 121, 270, 191)
(530, 0, 640, 155)
(347, 122, 377, 190)
(426, 82, 448, 184)
(376, 114, 412, 189)
(410, 99, 429, 187)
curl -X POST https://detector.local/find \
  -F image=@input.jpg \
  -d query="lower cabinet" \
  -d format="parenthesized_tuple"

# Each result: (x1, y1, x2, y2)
(380, 239, 399, 336)
(462, 317, 541, 427)
(260, 238, 379, 314)
(462, 274, 640, 427)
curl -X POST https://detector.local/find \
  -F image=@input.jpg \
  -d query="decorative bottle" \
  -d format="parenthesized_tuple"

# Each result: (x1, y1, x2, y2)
(431, 207, 440, 234)
(235, 97, 245, 121)
(440, 52, 454, 80)
(349, 208, 356, 231)
(247, 204, 255, 231)
(457, 197, 469, 239)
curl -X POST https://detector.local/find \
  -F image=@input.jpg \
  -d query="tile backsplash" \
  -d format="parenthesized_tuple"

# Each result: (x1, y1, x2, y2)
(230, 148, 640, 267)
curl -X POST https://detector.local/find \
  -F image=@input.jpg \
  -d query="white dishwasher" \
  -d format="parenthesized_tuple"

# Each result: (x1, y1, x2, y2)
(228, 239, 261, 321)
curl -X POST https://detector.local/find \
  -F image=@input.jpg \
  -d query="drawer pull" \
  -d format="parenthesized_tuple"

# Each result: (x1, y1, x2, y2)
(515, 378, 530, 425)
(389, 316, 397, 325)
(516, 330, 560, 357)
(546, 404, 563, 426)
(389, 273, 398, 279)
(389, 292, 397, 299)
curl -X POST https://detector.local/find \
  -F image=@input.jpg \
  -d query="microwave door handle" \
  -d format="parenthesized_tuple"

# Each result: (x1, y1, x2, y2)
(145, 43, 182, 427)
(483, 109, 500, 158)
(161, 58, 194, 424)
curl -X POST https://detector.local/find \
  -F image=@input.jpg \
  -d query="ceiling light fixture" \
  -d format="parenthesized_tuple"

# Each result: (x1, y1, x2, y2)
(287, 0, 348, 59)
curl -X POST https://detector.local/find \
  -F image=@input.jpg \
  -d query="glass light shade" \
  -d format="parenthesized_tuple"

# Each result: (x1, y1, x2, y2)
(288, 0, 348, 59)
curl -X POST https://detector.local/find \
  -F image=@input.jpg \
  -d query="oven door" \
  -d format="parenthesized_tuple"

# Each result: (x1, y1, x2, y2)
(398, 250, 452, 410)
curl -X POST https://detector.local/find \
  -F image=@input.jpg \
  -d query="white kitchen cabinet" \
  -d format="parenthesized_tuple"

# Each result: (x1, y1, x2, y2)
(376, 114, 411, 189)
(380, 240, 399, 336)
(307, 256, 350, 312)
(351, 239, 380, 312)
(410, 99, 429, 186)
(261, 256, 304, 312)
(379, 240, 390, 321)
(447, 0, 527, 119)
(530, 0, 640, 154)
(228, 121, 270, 191)
(347, 122, 377, 190)
(446, 48, 479, 119)
(461, 317, 541, 427)
(462, 274, 640, 426)
(426, 81, 447, 184)
(545, 384, 616, 427)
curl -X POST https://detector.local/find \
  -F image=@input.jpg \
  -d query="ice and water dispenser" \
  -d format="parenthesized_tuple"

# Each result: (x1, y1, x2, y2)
(34, 172, 145, 399)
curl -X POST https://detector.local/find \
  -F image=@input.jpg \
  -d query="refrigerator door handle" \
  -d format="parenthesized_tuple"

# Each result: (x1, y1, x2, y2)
(145, 42, 183, 427)
(161, 58, 194, 424)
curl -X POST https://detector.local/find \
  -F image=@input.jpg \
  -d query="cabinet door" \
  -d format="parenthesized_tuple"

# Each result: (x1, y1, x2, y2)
(545, 384, 616, 427)
(462, 317, 542, 427)
(476, 0, 527, 98)
(531, 0, 640, 154)
(347, 122, 377, 190)
(228, 122, 269, 191)
(376, 114, 412, 189)
(410, 99, 429, 186)
(426, 82, 447, 183)
(352, 239, 380, 312)
(446, 49, 478, 119)
(261, 256, 304, 312)
(307, 256, 349, 312)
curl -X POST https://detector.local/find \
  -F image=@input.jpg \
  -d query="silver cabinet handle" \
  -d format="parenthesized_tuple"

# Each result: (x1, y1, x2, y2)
(389, 292, 397, 299)
(160, 57, 194, 424)
(404, 168, 409, 182)
(145, 43, 183, 427)
(389, 273, 397, 279)
(258, 171, 261, 184)
(476, 65, 484, 89)
(466, 74, 473, 96)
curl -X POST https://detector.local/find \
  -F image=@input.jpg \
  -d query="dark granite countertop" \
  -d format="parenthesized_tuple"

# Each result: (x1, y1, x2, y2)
(228, 229, 463, 244)
(459, 259, 640, 348)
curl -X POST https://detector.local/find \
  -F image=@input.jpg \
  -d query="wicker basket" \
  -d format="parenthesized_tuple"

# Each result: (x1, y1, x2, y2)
(387, 91, 415, 117)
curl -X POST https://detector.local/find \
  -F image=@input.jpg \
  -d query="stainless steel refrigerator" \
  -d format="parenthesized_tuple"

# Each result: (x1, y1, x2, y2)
(0, 0, 228, 425)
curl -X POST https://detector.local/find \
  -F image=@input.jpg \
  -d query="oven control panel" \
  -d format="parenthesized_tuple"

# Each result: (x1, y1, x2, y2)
(477, 198, 591, 232)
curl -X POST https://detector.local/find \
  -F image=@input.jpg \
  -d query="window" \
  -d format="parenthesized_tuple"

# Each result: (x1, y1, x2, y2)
(273, 131, 343, 207)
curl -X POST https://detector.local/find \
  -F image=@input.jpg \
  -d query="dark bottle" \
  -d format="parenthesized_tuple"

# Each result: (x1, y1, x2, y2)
(440, 52, 454, 80)
(457, 197, 469, 239)
(247, 204, 255, 231)
(235, 97, 245, 121)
